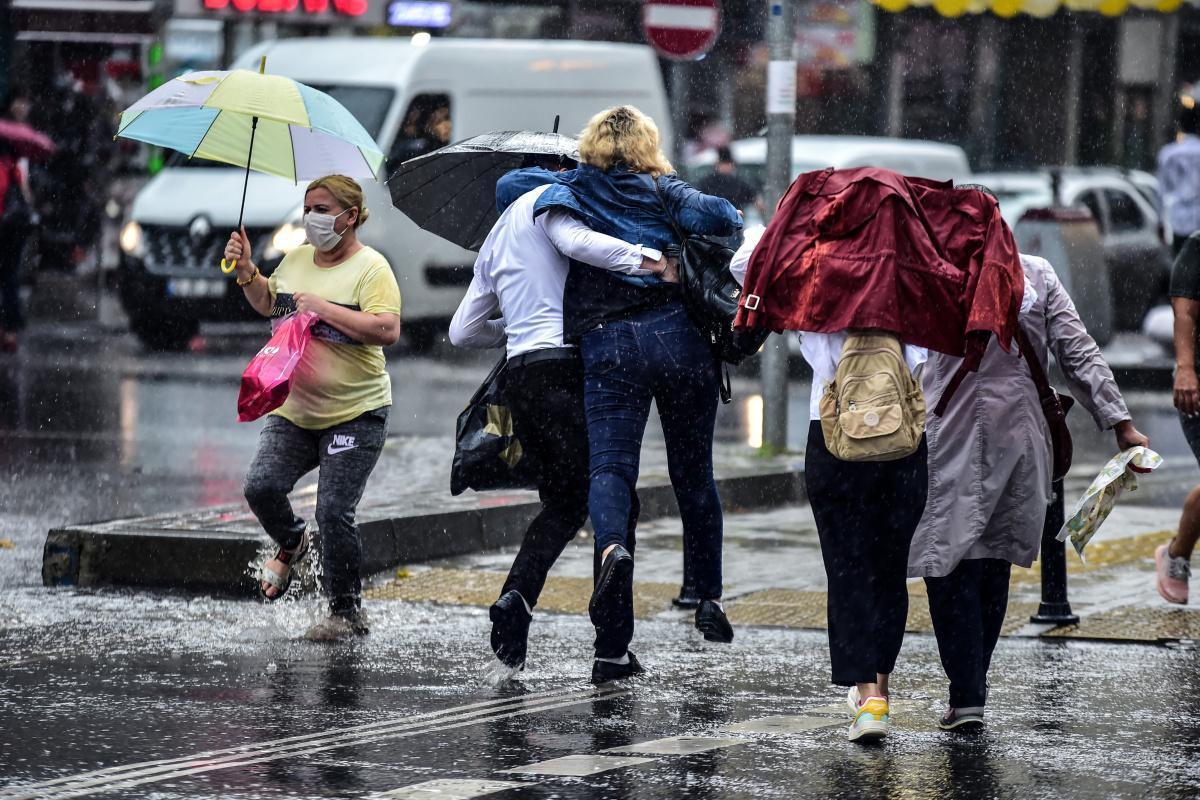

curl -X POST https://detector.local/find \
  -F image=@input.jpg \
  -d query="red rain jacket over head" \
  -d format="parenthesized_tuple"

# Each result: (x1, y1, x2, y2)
(734, 168, 1024, 374)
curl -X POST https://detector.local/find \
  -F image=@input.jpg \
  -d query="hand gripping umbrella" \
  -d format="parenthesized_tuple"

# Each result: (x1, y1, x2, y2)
(115, 57, 385, 273)
(387, 121, 579, 251)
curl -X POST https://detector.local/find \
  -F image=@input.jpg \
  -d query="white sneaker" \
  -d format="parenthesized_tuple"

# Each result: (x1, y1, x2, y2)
(847, 686, 895, 717)
(848, 696, 890, 742)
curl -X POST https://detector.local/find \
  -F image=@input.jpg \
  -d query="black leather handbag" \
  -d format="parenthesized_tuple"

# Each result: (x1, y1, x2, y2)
(649, 178, 769, 393)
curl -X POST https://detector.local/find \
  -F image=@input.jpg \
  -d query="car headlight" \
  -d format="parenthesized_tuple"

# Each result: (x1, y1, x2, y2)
(120, 220, 144, 256)
(262, 221, 307, 261)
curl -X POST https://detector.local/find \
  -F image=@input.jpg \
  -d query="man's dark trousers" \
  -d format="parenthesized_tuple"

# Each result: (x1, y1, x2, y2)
(499, 354, 591, 606)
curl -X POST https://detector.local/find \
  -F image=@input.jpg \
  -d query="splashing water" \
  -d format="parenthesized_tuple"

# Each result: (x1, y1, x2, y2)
(245, 538, 323, 602)
(484, 658, 525, 688)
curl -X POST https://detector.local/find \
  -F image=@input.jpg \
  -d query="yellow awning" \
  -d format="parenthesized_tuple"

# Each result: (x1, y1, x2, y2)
(873, 0, 1182, 18)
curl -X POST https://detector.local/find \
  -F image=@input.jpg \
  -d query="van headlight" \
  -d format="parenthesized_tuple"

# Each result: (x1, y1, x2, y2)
(120, 220, 144, 257)
(263, 221, 307, 261)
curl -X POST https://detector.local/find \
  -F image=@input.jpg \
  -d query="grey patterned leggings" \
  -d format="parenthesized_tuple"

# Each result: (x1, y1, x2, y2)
(243, 407, 389, 615)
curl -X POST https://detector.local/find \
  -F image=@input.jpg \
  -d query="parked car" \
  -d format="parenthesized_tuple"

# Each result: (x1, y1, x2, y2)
(118, 37, 673, 351)
(976, 169, 1172, 332)
(685, 135, 972, 225)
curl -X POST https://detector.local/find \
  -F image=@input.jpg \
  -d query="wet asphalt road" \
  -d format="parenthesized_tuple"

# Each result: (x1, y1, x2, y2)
(3, 594, 1199, 800)
(2, 322, 1199, 799)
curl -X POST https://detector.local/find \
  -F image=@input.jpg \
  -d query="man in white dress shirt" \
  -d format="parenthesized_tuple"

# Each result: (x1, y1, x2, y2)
(450, 169, 671, 677)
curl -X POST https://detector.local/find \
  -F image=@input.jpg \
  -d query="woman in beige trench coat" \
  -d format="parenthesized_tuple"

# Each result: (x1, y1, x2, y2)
(911, 253, 1148, 730)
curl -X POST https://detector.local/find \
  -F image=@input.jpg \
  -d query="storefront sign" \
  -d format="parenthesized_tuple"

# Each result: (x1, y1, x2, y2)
(202, 0, 368, 14)
(173, 0, 382, 24)
(387, 0, 452, 27)
(794, 0, 874, 70)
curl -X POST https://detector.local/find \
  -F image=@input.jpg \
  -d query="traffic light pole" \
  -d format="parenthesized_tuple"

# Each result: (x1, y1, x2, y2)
(761, 0, 795, 453)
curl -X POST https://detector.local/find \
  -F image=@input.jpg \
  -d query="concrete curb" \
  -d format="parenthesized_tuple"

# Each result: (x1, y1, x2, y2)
(42, 465, 806, 595)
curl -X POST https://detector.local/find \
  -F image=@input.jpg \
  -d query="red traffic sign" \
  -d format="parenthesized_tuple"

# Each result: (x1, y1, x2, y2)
(642, 0, 721, 61)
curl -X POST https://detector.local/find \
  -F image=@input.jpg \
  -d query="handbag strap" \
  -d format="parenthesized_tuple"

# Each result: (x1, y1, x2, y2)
(646, 174, 687, 245)
(468, 354, 508, 407)
(1013, 326, 1058, 408)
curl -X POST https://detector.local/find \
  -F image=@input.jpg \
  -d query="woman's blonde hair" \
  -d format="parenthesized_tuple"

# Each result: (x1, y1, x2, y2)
(578, 105, 674, 177)
(306, 174, 370, 227)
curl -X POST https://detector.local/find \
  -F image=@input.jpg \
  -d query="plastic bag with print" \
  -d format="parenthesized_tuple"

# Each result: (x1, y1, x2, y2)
(1056, 446, 1164, 560)
(237, 311, 319, 422)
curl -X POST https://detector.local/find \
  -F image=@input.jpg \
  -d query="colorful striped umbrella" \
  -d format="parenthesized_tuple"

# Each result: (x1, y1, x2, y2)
(116, 58, 385, 272)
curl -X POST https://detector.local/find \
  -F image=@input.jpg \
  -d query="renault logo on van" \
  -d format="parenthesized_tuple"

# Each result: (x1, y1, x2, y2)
(188, 215, 212, 242)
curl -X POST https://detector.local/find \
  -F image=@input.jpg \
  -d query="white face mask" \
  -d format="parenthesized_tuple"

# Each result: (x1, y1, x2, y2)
(303, 208, 351, 252)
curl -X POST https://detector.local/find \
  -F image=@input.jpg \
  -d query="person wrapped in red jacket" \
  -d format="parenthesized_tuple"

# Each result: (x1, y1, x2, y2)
(734, 167, 1025, 390)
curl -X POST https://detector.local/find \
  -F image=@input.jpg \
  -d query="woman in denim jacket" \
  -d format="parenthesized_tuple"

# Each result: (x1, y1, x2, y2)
(499, 106, 741, 682)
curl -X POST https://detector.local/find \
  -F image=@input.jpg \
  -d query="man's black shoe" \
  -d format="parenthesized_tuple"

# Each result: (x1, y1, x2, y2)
(489, 590, 532, 670)
(695, 599, 734, 643)
(589, 544, 634, 622)
(672, 587, 701, 609)
(590, 650, 644, 684)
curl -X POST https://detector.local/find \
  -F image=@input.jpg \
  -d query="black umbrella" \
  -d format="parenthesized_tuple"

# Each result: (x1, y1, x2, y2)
(387, 127, 580, 251)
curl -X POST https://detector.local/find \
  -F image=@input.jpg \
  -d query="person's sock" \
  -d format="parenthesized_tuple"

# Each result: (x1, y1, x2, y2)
(596, 652, 630, 665)
(515, 592, 532, 616)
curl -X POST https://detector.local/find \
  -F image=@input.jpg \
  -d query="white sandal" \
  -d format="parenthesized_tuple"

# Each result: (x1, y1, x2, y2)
(257, 532, 310, 602)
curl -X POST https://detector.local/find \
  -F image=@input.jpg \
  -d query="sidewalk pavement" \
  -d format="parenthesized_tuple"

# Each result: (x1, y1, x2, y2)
(366, 495, 1198, 647)
(41, 441, 805, 592)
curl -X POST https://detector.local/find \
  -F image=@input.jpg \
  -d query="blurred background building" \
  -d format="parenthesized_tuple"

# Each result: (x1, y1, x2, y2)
(2, 1, 1197, 172)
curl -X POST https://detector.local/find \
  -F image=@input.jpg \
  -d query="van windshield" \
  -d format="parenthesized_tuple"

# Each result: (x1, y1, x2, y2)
(165, 84, 394, 168)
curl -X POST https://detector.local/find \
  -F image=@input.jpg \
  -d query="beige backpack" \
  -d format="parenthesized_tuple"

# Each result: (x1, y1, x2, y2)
(819, 332, 925, 462)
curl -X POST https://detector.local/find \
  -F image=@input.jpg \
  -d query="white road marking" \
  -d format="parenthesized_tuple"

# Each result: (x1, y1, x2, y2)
(369, 778, 532, 799)
(601, 736, 745, 756)
(0, 686, 628, 800)
(726, 715, 844, 733)
(643, 5, 719, 31)
(504, 754, 656, 777)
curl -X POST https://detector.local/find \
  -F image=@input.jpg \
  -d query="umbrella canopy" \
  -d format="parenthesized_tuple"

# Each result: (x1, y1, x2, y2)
(116, 68, 384, 182)
(387, 130, 580, 251)
(0, 119, 56, 161)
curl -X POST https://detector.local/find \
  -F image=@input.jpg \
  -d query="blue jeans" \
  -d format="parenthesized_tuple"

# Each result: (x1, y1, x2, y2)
(581, 300, 724, 600)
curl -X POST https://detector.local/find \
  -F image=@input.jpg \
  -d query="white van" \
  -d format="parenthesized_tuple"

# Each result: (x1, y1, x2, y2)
(686, 135, 971, 224)
(118, 37, 672, 350)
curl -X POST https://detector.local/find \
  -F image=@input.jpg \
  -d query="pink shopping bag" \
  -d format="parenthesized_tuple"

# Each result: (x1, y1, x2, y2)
(237, 311, 319, 422)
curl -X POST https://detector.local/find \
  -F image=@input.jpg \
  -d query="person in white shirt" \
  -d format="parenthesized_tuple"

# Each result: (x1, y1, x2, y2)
(1158, 103, 1200, 254)
(449, 171, 670, 675)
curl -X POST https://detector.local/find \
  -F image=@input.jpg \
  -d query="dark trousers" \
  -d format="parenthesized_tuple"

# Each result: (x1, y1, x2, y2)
(243, 408, 389, 615)
(581, 301, 723, 598)
(805, 421, 928, 686)
(499, 357, 591, 607)
(0, 227, 27, 332)
(925, 557, 1012, 708)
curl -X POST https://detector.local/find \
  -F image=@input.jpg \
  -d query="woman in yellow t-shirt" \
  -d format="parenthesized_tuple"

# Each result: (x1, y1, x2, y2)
(223, 175, 401, 641)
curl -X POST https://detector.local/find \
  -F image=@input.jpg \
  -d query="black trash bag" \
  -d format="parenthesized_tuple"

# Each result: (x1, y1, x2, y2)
(450, 355, 539, 495)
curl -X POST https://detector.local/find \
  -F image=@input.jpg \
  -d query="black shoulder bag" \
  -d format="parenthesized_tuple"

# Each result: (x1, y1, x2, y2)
(649, 177, 769, 403)
(450, 355, 539, 495)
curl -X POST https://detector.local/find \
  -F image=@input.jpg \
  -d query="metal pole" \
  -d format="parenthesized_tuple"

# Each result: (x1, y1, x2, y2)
(671, 60, 689, 170)
(761, 0, 795, 453)
(1030, 480, 1080, 626)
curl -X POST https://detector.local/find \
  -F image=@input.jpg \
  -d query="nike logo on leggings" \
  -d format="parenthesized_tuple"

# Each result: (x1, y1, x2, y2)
(327, 434, 358, 455)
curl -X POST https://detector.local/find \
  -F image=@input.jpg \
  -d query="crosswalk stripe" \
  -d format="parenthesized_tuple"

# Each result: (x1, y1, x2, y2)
(368, 778, 532, 800)
(0, 686, 627, 800)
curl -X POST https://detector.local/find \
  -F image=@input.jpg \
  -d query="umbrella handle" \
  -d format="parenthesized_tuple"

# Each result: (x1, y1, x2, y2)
(220, 258, 237, 274)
